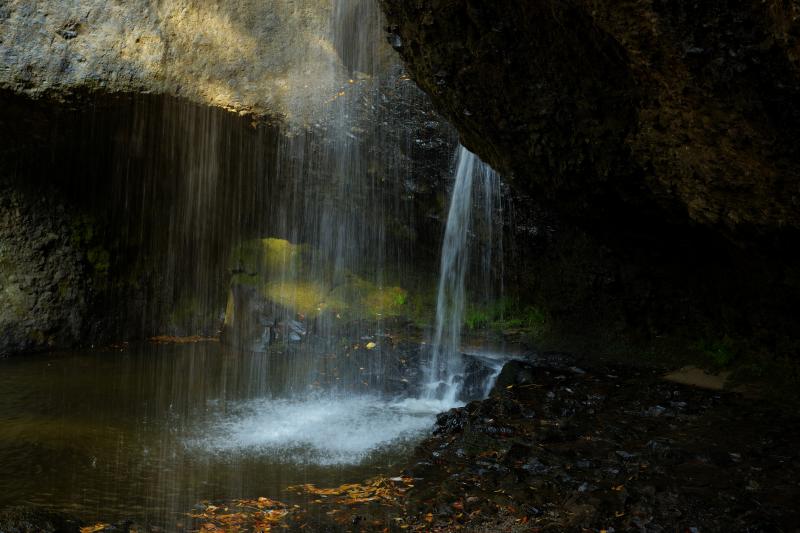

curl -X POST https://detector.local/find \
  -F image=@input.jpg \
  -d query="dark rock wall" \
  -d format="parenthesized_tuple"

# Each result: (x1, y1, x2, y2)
(381, 0, 800, 238)
(384, 0, 800, 363)
(0, 182, 92, 356)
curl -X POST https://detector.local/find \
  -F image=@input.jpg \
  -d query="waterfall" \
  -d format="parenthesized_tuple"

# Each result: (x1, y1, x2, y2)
(424, 146, 500, 403)
(0, 0, 523, 524)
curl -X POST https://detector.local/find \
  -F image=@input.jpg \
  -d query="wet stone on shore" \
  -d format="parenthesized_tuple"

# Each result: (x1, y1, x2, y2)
(397, 360, 800, 531)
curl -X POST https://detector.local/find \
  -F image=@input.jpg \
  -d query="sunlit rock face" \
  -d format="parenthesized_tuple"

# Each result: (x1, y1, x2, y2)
(0, 0, 355, 125)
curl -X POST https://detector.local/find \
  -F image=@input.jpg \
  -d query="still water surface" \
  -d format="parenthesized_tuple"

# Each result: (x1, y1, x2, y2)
(0, 343, 448, 527)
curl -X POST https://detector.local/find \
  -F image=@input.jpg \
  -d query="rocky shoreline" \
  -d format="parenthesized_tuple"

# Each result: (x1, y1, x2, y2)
(399, 358, 800, 531)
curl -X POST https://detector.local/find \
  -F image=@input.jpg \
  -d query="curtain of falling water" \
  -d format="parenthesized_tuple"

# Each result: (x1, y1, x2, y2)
(255, 0, 438, 396)
(30, 0, 497, 399)
(0, 2, 514, 527)
(262, 0, 392, 389)
(424, 146, 500, 403)
(97, 1, 415, 341)
(104, 0, 433, 393)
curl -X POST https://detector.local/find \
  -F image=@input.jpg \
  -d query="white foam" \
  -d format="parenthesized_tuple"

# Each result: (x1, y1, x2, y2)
(189, 395, 462, 466)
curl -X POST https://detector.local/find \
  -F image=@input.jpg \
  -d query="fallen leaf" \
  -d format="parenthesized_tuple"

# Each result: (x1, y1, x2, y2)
(80, 525, 109, 533)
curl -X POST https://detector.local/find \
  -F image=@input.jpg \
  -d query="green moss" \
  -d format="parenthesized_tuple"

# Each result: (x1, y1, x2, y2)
(406, 290, 436, 328)
(326, 276, 408, 318)
(463, 297, 549, 336)
(521, 306, 548, 331)
(393, 291, 407, 306)
(697, 336, 737, 368)
(230, 238, 306, 278)
(87, 245, 110, 276)
(228, 237, 414, 320)
(465, 309, 490, 330)
(363, 285, 407, 316)
(263, 280, 336, 317)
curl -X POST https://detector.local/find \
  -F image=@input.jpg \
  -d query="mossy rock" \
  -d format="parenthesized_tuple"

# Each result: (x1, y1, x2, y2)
(263, 280, 339, 317)
(230, 238, 308, 278)
(328, 276, 408, 319)
(227, 238, 409, 322)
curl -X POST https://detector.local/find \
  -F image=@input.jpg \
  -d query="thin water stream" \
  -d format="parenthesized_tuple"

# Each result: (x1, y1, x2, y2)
(424, 147, 501, 403)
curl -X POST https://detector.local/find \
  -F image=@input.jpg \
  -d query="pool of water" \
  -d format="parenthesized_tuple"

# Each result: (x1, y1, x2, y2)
(0, 342, 460, 528)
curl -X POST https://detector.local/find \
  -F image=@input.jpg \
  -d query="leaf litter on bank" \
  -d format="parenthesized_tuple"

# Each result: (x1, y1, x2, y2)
(188, 496, 294, 532)
(288, 476, 413, 506)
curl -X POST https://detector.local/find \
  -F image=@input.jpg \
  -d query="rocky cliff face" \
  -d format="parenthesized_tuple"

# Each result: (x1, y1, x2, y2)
(382, 0, 800, 366)
(0, 0, 350, 125)
(0, 183, 92, 356)
(381, 0, 800, 240)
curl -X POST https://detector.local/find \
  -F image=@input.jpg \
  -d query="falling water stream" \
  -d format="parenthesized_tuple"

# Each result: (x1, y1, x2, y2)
(424, 146, 502, 404)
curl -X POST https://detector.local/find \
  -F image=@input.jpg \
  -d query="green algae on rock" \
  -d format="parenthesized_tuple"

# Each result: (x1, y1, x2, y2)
(222, 237, 410, 351)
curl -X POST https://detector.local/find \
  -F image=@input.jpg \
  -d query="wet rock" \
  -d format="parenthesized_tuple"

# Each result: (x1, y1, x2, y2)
(491, 360, 539, 392)
(401, 360, 800, 531)
(434, 407, 469, 435)
(458, 353, 500, 401)
(0, 506, 81, 533)
(0, 182, 93, 356)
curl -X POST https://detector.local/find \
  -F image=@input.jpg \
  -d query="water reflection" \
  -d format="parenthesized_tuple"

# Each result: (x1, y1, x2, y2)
(0, 343, 439, 527)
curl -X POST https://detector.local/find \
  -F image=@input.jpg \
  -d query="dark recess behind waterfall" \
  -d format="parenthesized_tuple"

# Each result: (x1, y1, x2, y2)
(0, 87, 464, 347)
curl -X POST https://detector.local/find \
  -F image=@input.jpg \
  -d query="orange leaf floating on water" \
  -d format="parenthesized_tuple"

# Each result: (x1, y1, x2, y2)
(80, 525, 109, 533)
